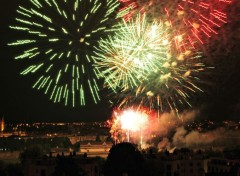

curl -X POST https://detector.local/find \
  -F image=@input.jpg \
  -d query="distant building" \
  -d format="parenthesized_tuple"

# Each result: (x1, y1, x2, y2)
(0, 117, 4, 132)
(22, 155, 101, 176)
(79, 141, 113, 158)
(146, 149, 208, 176)
(0, 151, 20, 162)
(207, 157, 240, 175)
(48, 141, 112, 158)
(145, 149, 240, 176)
(160, 158, 207, 176)
(22, 157, 56, 176)
(68, 135, 109, 144)
(0, 132, 12, 138)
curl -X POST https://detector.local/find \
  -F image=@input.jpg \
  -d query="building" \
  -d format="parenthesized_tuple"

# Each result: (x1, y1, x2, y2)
(48, 141, 112, 158)
(147, 149, 208, 176)
(22, 157, 56, 176)
(160, 159, 207, 176)
(207, 157, 240, 175)
(68, 135, 109, 144)
(79, 141, 113, 158)
(0, 117, 4, 132)
(22, 155, 102, 176)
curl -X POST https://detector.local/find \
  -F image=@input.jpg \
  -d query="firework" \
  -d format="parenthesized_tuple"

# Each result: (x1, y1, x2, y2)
(118, 50, 205, 113)
(110, 107, 151, 144)
(94, 14, 205, 112)
(118, 0, 138, 21)
(93, 15, 171, 91)
(119, 0, 232, 51)
(8, 0, 120, 107)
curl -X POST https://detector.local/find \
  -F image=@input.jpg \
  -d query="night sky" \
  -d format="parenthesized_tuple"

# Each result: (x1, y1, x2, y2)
(0, 0, 240, 123)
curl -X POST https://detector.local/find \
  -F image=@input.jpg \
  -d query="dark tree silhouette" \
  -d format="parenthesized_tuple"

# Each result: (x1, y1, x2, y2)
(104, 142, 145, 176)
(5, 163, 24, 176)
(0, 161, 6, 176)
(52, 158, 85, 176)
(0, 161, 24, 176)
(19, 145, 44, 163)
(73, 142, 80, 152)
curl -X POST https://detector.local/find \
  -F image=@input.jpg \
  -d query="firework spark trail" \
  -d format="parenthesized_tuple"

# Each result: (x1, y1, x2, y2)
(8, 0, 120, 107)
(113, 0, 233, 113)
(94, 14, 206, 112)
(110, 107, 150, 144)
(94, 15, 171, 91)
(119, 0, 232, 53)
(118, 50, 205, 113)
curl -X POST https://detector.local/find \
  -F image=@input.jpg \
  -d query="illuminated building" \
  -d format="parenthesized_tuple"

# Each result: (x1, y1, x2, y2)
(0, 117, 4, 132)
(79, 142, 112, 158)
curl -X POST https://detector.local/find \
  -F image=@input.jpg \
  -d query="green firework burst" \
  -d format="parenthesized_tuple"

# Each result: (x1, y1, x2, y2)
(8, 0, 120, 107)
(119, 51, 205, 113)
(93, 14, 206, 112)
(93, 15, 171, 91)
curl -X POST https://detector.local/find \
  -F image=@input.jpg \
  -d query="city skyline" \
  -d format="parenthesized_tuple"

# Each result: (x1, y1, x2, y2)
(0, 0, 240, 123)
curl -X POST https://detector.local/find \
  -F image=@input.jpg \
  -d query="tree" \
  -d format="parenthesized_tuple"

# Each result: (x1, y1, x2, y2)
(72, 142, 80, 152)
(19, 145, 44, 163)
(104, 142, 145, 176)
(0, 161, 6, 176)
(5, 163, 24, 176)
(0, 161, 24, 176)
(51, 137, 71, 148)
(51, 158, 85, 176)
(96, 135, 101, 142)
(144, 158, 164, 176)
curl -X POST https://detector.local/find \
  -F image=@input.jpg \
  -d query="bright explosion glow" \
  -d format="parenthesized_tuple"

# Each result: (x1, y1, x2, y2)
(118, 109, 148, 132)
(110, 108, 151, 144)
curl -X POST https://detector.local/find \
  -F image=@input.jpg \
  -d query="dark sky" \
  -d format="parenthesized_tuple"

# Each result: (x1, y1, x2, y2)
(0, 0, 240, 123)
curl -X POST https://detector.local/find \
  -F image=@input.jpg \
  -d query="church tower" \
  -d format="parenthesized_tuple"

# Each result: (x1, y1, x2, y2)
(0, 117, 4, 132)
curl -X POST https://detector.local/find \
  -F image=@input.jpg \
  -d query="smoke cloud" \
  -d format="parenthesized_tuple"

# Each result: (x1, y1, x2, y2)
(147, 110, 240, 150)
(147, 110, 199, 137)
(171, 127, 240, 149)
(110, 109, 240, 150)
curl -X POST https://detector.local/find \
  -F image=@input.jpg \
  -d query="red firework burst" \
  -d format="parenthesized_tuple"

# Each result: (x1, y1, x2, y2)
(118, 0, 232, 53)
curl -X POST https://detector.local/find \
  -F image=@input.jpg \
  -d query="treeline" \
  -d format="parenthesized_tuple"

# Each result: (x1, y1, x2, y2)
(0, 137, 80, 152)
